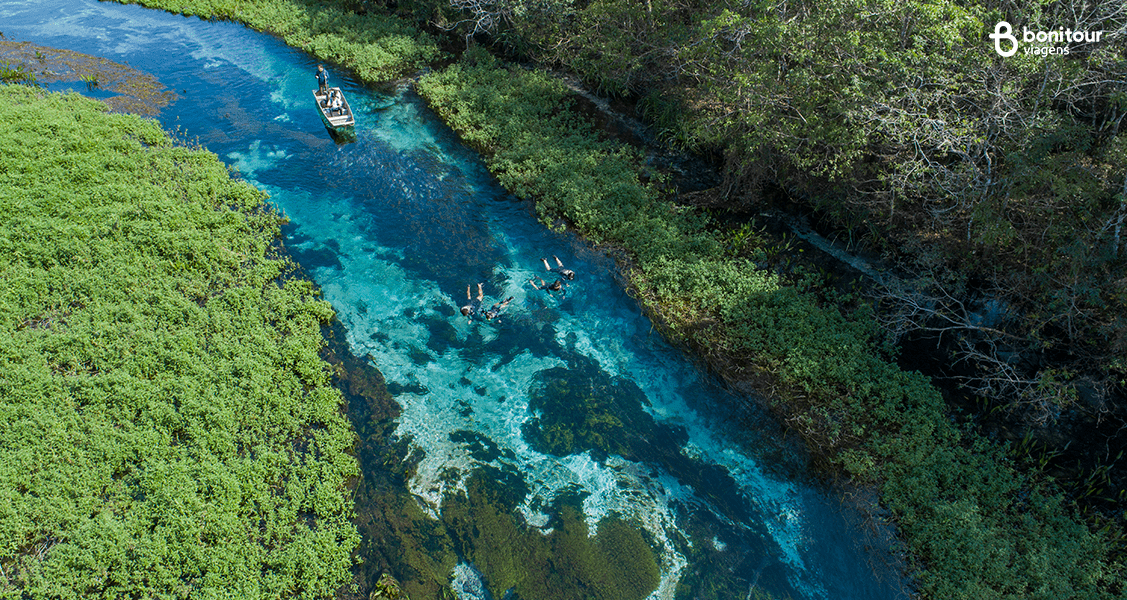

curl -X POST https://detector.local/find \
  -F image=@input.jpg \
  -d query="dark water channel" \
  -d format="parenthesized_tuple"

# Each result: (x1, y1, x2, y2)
(0, 1, 910, 598)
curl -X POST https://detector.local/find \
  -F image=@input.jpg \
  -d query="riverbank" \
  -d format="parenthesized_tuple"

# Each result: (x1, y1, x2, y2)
(110, 0, 442, 82)
(83, 0, 1126, 597)
(0, 85, 358, 596)
(415, 49, 1123, 599)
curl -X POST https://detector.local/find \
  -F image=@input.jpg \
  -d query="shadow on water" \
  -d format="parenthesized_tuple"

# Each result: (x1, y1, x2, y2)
(0, 1, 912, 598)
(326, 126, 356, 145)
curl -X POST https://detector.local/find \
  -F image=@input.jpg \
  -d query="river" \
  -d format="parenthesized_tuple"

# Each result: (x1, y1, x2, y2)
(0, 1, 909, 598)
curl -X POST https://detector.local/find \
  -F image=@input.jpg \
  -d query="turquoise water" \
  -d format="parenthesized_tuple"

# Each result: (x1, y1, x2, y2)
(0, 2, 908, 598)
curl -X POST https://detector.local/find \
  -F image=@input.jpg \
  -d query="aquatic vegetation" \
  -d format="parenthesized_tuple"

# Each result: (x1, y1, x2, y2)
(350, 469, 458, 599)
(0, 61, 36, 85)
(520, 351, 701, 468)
(523, 364, 634, 457)
(0, 40, 174, 115)
(324, 315, 459, 599)
(440, 472, 661, 600)
(346, 407, 662, 600)
(0, 86, 358, 597)
(370, 573, 409, 599)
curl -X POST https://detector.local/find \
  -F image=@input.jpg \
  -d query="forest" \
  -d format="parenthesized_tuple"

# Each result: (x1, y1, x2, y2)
(2, 0, 1125, 597)
(413, 0, 1127, 426)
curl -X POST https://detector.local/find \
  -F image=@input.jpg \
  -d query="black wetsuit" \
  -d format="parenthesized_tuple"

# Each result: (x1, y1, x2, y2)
(464, 298, 482, 320)
(546, 280, 566, 296)
(484, 297, 513, 321)
(549, 266, 575, 280)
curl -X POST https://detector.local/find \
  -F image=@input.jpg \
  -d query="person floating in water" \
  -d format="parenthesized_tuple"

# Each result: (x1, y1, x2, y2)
(460, 283, 513, 323)
(460, 283, 484, 323)
(316, 64, 328, 99)
(541, 255, 575, 281)
(483, 296, 514, 322)
(528, 276, 567, 297)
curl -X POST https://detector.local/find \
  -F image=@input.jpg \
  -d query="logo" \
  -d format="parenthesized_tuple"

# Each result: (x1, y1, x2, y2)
(990, 21, 1018, 57)
(990, 20, 1105, 57)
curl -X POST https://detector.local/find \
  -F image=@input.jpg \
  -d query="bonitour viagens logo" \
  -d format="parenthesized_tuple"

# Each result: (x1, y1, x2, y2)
(990, 20, 1105, 57)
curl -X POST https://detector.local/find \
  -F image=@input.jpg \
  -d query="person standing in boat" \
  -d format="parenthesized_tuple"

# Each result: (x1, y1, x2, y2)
(316, 65, 328, 101)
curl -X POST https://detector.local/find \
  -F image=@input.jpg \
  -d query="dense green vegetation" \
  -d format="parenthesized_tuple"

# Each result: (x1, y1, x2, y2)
(0, 86, 358, 598)
(53, 0, 1127, 597)
(113, 0, 442, 81)
(437, 0, 1127, 426)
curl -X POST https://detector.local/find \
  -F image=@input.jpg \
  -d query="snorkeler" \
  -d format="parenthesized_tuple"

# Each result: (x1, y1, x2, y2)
(541, 255, 575, 281)
(460, 283, 484, 323)
(483, 296, 515, 322)
(528, 276, 567, 297)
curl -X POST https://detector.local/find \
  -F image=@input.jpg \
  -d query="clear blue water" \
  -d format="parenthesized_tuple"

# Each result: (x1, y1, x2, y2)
(0, 2, 909, 598)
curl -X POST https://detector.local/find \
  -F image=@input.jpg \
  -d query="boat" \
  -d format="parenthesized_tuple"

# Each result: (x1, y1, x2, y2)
(313, 86, 355, 133)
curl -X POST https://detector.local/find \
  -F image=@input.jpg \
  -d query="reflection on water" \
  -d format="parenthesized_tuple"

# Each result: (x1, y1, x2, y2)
(0, 0, 908, 598)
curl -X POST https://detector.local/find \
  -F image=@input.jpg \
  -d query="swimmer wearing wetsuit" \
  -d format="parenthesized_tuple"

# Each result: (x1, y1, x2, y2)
(483, 296, 514, 322)
(541, 255, 575, 281)
(460, 283, 484, 323)
(528, 276, 567, 297)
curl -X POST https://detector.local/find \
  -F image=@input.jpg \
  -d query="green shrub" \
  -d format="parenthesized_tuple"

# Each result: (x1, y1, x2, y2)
(0, 86, 358, 598)
(112, 0, 442, 80)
